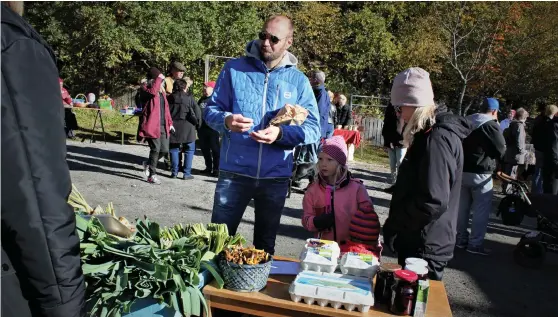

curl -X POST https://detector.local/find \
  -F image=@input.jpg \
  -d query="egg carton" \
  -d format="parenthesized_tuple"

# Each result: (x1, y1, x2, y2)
(289, 294, 371, 312)
(299, 260, 337, 274)
(339, 253, 380, 278)
(289, 271, 374, 313)
(300, 239, 340, 273)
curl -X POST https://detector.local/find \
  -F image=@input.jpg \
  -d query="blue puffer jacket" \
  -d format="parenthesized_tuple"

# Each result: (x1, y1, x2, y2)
(204, 40, 320, 179)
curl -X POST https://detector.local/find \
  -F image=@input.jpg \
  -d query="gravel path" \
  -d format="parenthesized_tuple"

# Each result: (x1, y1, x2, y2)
(67, 140, 557, 317)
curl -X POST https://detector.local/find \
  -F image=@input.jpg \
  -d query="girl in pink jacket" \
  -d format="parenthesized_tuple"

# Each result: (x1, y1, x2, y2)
(302, 136, 382, 256)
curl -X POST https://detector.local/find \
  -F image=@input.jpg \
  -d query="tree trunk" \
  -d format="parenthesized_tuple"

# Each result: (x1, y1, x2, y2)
(463, 98, 475, 116)
(457, 81, 467, 116)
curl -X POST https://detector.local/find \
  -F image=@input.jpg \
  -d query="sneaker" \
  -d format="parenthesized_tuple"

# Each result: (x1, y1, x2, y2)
(455, 242, 468, 249)
(147, 175, 161, 185)
(142, 161, 150, 177)
(170, 173, 178, 179)
(466, 246, 492, 256)
(183, 175, 194, 180)
(201, 168, 212, 175)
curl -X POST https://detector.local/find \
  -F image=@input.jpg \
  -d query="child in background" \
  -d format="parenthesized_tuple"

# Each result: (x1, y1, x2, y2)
(302, 136, 382, 257)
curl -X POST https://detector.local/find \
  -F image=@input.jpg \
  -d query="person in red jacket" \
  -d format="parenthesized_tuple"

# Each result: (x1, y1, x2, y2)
(139, 67, 174, 184)
(60, 78, 78, 138)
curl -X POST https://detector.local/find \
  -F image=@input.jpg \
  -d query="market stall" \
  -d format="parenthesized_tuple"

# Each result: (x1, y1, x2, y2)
(73, 187, 453, 317)
(334, 128, 362, 161)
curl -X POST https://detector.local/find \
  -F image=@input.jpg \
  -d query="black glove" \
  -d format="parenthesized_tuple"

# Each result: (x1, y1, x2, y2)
(313, 212, 335, 231)
(382, 223, 397, 254)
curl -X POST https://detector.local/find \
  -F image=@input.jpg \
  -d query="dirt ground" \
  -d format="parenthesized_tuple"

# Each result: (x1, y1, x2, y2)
(67, 140, 557, 317)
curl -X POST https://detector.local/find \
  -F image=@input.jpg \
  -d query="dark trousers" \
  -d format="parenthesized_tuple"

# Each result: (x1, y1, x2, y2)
(210, 171, 289, 255)
(542, 167, 558, 195)
(395, 233, 448, 281)
(146, 130, 169, 176)
(199, 129, 220, 171)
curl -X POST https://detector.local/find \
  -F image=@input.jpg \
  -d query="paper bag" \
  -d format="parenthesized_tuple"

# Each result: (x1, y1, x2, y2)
(268, 104, 308, 127)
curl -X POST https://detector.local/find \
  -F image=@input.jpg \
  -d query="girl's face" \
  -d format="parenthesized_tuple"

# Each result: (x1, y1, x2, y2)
(400, 105, 417, 123)
(318, 152, 340, 178)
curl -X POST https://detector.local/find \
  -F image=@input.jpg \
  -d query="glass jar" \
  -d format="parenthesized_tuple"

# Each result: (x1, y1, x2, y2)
(390, 270, 418, 316)
(405, 264, 429, 280)
(374, 263, 402, 304)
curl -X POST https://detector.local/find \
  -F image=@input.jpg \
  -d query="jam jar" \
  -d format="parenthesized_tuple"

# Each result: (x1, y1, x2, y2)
(390, 269, 418, 316)
(374, 263, 402, 304)
(405, 264, 429, 280)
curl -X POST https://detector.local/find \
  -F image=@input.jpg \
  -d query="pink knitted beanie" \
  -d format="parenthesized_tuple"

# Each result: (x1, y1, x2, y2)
(390, 67, 435, 107)
(322, 136, 348, 166)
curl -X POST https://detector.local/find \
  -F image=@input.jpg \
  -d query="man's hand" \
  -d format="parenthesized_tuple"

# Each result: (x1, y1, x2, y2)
(225, 114, 253, 133)
(250, 126, 281, 144)
(382, 224, 397, 254)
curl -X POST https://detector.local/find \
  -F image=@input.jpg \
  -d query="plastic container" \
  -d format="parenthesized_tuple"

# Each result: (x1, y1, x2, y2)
(405, 258, 428, 268)
(289, 271, 374, 312)
(299, 239, 340, 273)
(339, 252, 380, 278)
(404, 264, 428, 280)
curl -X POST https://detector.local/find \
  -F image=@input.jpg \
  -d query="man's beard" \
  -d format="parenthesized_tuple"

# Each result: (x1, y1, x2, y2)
(260, 46, 284, 63)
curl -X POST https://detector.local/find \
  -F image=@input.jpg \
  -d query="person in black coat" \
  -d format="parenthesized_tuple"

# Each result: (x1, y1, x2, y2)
(168, 79, 201, 180)
(542, 106, 558, 195)
(381, 103, 407, 187)
(1, 3, 85, 316)
(382, 68, 471, 281)
(198, 81, 221, 176)
(336, 94, 351, 127)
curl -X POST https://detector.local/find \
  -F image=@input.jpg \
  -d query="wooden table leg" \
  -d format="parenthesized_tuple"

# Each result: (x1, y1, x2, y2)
(99, 111, 106, 144)
(203, 293, 212, 317)
(90, 110, 99, 143)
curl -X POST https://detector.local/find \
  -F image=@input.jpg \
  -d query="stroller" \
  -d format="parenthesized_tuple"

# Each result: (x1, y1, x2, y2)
(496, 172, 558, 268)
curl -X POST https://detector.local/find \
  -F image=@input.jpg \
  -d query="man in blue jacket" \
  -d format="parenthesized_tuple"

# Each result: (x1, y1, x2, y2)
(308, 70, 332, 140)
(204, 15, 320, 254)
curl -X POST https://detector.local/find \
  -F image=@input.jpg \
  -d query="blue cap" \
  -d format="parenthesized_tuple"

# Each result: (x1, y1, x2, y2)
(482, 98, 499, 112)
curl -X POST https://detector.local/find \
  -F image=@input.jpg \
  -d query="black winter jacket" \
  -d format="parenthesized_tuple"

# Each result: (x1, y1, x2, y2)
(382, 104, 404, 148)
(384, 112, 471, 262)
(462, 114, 506, 174)
(336, 104, 351, 127)
(543, 116, 558, 177)
(1, 4, 85, 317)
(532, 114, 551, 152)
(168, 91, 200, 144)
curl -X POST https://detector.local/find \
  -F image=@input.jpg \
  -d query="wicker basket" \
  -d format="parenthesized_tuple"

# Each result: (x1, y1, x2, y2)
(73, 93, 87, 108)
(217, 252, 273, 292)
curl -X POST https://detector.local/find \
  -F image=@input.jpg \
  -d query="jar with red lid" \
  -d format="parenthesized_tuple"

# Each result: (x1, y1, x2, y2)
(390, 269, 418, 316)
(374, 263, 402, 304)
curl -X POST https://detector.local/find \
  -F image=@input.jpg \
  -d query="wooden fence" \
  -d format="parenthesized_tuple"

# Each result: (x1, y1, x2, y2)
(360, 117, 384, 147)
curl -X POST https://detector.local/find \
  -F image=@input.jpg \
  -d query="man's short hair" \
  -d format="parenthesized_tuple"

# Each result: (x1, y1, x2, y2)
(515, 107, 529, 120)
(173, 79, 187, 92)
(545, 104, 558, 117)
(265, 15, 294, 37)
(308, 70, 325, 85)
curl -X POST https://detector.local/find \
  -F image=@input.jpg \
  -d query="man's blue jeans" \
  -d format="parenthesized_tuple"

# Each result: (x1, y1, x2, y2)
(456, 173, 493, 248)
(170, 142, 195, 177)
(211, 171, 289, 255)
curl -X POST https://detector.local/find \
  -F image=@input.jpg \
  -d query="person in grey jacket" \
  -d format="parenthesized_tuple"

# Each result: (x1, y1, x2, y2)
(502, 107, 529, 193)
(456, 98, 506, 255)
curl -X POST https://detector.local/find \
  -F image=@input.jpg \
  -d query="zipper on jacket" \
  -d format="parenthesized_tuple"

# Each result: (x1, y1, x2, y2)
(256, 71, 270, 179)
(225, 133, 231, 163)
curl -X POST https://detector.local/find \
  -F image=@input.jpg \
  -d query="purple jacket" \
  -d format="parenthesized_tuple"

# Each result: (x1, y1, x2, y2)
(139, 76, 173, 139)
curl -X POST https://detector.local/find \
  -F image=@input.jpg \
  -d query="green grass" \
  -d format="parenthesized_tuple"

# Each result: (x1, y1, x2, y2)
(354, 143, 390, 168)
(73, 110, 140, 144)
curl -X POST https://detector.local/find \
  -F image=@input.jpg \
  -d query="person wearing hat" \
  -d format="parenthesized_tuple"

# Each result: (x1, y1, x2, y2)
(499, 109, 516, 132)
(456, 98, 506, 256)
(382, 67, 471, 280)
(302, 136, 382, 257)
(164, 61, 186, 95)
(198, 81, 220, 176)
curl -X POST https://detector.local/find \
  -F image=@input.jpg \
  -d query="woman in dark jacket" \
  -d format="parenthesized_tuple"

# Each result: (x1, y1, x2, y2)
(542, 105, 558, 194)
(382, 68, 471, 281)
(381, 103, 407, 187)
(167, 79, 201, 180)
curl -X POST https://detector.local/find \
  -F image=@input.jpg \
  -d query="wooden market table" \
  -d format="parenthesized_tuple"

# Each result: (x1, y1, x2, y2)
(203, 256, 452, 317)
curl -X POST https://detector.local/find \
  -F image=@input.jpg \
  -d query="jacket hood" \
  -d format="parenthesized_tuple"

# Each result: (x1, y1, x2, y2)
(434, 112, 471, 140)
(245, 39, 298, 68)
(467, 113, 495, 129)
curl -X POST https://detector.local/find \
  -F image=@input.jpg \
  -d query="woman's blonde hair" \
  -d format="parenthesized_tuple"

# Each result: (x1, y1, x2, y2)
(402, 104, 437, 146)
(545, 104, 558, 117)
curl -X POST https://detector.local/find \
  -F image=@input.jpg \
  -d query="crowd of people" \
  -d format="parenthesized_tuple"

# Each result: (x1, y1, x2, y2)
(2, 3, 558, 316)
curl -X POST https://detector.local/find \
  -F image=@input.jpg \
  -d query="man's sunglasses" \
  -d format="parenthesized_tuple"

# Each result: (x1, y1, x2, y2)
(258, 31, 283, 44)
